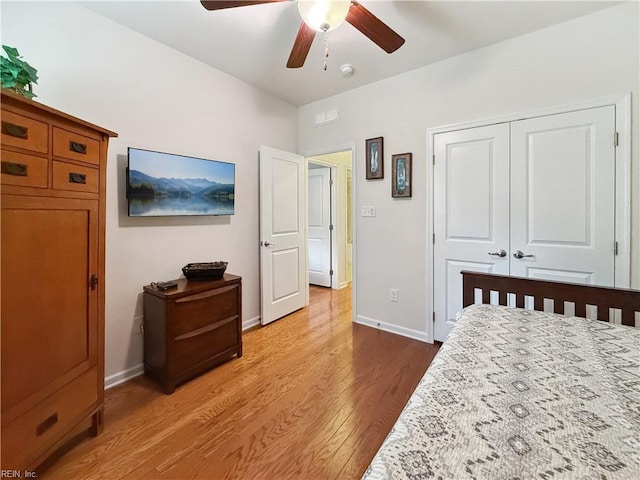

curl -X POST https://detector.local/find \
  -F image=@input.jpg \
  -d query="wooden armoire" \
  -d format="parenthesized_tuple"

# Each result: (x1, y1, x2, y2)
(0, 90, 117, 471)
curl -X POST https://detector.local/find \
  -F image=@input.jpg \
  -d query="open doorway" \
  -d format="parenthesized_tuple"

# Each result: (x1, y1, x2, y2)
(306, 150, 353, 291)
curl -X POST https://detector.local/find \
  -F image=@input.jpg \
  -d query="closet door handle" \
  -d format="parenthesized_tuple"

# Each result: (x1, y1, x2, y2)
(488, 249, 507, 257)
(513, 250, 535, 259)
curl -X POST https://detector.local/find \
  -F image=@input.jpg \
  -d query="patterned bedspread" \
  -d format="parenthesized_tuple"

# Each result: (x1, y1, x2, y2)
(363, 304, 640, 479)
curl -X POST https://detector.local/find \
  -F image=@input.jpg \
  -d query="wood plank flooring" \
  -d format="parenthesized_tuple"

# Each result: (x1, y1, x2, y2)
(40, 285, 440, 480)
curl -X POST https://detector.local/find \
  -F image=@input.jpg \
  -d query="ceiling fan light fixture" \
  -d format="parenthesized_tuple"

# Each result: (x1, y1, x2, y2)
(298, 0, 351, 32)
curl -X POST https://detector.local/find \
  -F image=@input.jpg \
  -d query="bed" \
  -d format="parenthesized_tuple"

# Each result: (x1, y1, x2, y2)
(363, 271, 640, 479)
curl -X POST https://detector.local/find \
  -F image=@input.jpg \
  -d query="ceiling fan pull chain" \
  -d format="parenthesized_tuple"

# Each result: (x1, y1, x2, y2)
(323, 30, 329, 71)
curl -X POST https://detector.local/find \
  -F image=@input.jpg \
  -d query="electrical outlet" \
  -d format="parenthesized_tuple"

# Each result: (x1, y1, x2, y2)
(134, 316, 144, 335)
(390, 288, 399, 302)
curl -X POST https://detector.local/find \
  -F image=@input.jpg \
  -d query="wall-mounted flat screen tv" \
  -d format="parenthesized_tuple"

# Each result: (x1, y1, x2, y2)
(127, 147, 235, 217)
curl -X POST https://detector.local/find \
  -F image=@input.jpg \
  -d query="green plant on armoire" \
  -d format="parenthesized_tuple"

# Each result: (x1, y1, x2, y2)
(1, 45, 38, 98)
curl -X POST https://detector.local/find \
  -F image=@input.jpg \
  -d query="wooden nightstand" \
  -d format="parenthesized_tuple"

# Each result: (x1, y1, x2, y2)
(143, 274, 242, 394)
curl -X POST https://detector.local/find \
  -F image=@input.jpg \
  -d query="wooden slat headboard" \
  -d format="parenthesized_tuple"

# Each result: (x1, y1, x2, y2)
(461, 271, 640, 327)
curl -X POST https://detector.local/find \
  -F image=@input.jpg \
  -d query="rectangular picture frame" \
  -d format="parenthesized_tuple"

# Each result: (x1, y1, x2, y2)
(365, 137, 384, 180)
(391, 153, 412, 198)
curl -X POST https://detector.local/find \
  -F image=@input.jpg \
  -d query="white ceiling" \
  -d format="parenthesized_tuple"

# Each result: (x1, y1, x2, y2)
(81, 1, 619, 106)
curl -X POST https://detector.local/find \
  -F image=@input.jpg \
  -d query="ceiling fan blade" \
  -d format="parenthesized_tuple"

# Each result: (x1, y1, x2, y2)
(287, 22, 316, 68)
(201, 0, 287, 11)
(346, 1, 405, 53)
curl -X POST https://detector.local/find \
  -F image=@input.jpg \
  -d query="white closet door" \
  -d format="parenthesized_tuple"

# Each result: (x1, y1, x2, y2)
(510, 106, 616, 286)
(433, 123, 510, 341)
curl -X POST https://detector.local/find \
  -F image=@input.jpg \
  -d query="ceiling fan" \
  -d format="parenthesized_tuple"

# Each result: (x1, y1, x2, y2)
(200, 0, 405, 68)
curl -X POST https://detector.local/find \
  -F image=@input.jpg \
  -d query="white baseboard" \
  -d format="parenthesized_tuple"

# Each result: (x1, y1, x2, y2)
(105, 363, 144, 390)
(243, 315, 261, 330)
(355, 315, 429, 343)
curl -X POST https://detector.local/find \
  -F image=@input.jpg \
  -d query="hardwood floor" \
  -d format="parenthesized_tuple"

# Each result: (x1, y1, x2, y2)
(40, 285, 440, 480)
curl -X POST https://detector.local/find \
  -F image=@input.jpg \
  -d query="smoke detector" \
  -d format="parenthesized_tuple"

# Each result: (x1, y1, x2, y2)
(340, 64, 355, 77)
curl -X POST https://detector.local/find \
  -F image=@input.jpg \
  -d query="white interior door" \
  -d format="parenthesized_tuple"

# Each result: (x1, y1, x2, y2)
(433, 124, 510, 341)
(308, 166, 332, 287)
(259, 146, 306, 325)
(510, 106, 616, 286)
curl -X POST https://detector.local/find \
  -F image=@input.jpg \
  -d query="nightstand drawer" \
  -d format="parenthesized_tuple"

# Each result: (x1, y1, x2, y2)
(52, 161, 99, 193)
(173, 316, 239, 369)
(173, 284, 239, 337)
(1, 367, 97, 470)
(1, 150, 48, 188)
(53, 127, 100, 165)
(1, 111, 48, 154)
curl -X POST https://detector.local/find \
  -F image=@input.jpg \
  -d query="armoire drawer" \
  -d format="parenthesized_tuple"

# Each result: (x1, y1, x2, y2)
(1, 110, 48, 154)
(52, 161, 99, 193)
(1, 150, 48, 188)
(53, 127, 100, 165)
(1, 367, 98, 470)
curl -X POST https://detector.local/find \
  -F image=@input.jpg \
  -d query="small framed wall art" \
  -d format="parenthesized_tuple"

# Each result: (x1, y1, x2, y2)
(391, 153, 412, 198)
(365, 136, 384, 179)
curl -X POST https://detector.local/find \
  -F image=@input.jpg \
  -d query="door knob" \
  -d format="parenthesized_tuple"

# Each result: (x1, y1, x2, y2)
(263, 241, 275, 247)
(513, 250, 534, 259)
(488, 249, 507, 257)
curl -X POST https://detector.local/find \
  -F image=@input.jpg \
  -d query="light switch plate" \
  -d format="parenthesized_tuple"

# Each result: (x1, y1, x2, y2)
(361, 206, 376, 217)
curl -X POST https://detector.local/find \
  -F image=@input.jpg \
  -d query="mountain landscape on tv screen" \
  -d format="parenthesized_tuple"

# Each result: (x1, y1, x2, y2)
(128, 170, 234, 216)
(128, 170, 234, 198)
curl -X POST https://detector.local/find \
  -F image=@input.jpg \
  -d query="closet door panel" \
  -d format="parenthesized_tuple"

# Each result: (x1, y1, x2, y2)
(433, 123, 510, 341)
(510, 106, 615, 286)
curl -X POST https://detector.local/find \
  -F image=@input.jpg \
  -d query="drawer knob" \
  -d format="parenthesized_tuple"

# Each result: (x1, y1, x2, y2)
(69, 172, 87, 184)
(1, 121, 29, 139)
(69, 141, 87, 154)
(36, 412, 59, 436)
(1, 161, 28, 177)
